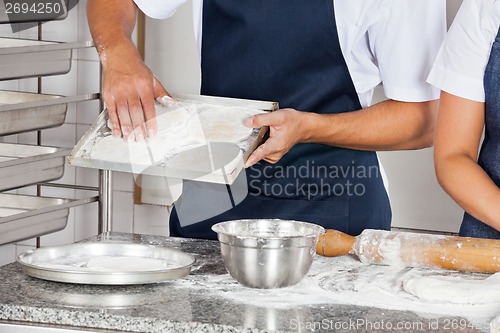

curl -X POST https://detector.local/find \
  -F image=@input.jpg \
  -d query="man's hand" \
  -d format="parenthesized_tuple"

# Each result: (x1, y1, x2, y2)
(101, 43, 176, 142)
(87, 0, 177, 142)
(244, 108, 309, 167)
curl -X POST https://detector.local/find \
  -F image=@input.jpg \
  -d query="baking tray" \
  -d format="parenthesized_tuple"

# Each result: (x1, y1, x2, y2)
(17, 242, 196, 285)
(0, 142, 69, 191)
(0, 193, 98, 246)
(69, 93, 278, 185)
(0, 90, 66, 135)
(0, 91, 99, 136)
(0, 38, 93, 80)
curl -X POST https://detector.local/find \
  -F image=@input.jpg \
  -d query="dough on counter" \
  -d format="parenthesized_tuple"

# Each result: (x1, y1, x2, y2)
(86, 256, 172, 272)
(491, 314, 500, 333)
(403, 272, 500, 304)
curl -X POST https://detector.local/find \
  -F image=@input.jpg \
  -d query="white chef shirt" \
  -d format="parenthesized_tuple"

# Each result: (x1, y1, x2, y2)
(428, 0, 500, 102)
(134, 0, 445, 108)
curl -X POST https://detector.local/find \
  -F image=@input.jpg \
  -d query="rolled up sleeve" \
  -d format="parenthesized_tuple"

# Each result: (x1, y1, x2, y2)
(133, 0, 187, 19)
(372, 0, 446, 102)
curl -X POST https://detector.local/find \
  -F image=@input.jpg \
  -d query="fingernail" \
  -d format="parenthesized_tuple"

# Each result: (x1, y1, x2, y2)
(135, 132, 144, 142)
(245, 158, 256, 168)
(112, 129, 121, 138)
(127, 132, 135, 143)
(148, 128, 156, 138)
(244, 116, 254, 127)
(157, 96, 178, 107)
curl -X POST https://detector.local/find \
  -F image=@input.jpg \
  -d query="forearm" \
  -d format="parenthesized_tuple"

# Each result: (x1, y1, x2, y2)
(435, 154, 500, 231)
(304, 99, 438, 151)
(87, 0, 140, 66)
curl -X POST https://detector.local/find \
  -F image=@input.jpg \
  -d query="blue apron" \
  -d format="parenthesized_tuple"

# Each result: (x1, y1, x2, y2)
(169, 0, 391, 240)
(459, 27, 500, 239)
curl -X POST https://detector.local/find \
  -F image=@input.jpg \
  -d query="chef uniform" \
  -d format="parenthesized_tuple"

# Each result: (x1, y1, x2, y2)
(428, 0, 500, 239)
(134, 0, 445, 240)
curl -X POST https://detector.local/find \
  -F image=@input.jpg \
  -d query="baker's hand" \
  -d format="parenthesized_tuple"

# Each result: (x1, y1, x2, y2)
(101, 44, 177, 141)
(244, 108, 306, 167)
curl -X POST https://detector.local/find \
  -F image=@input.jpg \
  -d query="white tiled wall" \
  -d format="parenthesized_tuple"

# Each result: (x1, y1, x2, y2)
(0, 0, 170, 267)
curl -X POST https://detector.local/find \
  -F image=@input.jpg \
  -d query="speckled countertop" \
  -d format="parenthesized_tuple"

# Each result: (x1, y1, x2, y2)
(0, 232, 496, 333)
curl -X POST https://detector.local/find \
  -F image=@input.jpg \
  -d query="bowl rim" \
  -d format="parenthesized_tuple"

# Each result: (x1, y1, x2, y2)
(211, 219, 326, 240)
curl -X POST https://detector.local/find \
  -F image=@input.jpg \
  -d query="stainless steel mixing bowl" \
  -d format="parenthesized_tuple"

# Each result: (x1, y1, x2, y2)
(212, 219, 325, 289)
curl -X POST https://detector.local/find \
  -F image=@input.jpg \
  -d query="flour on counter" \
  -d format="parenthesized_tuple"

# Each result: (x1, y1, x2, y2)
(403, 273, 500, 304)
(175, 255, 500, 329)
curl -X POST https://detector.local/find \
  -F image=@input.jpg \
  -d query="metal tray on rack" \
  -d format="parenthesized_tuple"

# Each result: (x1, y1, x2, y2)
(0, 143, 69, 191)
(17, 242, 196, 285)
(68, 93, 278, 185)
(0, 38, 93, 80)
(0, 90, 67, 135)
(0, 193, 98, 246)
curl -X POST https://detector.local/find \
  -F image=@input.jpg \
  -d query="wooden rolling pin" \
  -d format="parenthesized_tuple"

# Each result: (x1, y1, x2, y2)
(316, 229, 500, 273)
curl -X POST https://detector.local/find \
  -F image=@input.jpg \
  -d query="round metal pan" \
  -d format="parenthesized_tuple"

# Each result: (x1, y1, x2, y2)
(17, 242, 195, 285)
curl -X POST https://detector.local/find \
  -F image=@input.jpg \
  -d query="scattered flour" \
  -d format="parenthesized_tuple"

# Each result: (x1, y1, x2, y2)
(176, 255, 500, 329)
(492, 314, 500, 333)
(403, 273, 500, 304)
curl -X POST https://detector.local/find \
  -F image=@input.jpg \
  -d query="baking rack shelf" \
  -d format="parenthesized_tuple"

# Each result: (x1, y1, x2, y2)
(0, 36, 101, 246)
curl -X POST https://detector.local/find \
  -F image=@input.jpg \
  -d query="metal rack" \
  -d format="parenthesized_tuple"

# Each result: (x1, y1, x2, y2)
(0, 25, 103, 245)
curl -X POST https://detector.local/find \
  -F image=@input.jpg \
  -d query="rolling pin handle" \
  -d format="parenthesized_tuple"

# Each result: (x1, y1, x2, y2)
(316, 229, 356, 257)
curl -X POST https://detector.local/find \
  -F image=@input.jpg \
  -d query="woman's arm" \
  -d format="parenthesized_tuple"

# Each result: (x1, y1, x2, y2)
(434, 91, 500, 231)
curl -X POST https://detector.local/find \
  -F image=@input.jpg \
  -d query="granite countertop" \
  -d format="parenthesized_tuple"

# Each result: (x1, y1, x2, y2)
(0, 232, 497, 333)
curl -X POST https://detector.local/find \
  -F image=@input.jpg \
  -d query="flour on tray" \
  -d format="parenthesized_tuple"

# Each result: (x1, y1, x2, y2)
(89, 101, 265, 171)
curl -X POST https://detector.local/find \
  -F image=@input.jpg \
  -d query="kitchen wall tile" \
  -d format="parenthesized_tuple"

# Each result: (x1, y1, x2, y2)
(40, 210, 75, 246)
(15, 238, 36, 247)
(16, 186, 36, 196)
(42, 61, 78, 96)
(75, 166, 99, 188)
(0, 24, 18, 37)
(74, 191, 99, 241)
(39, 0, 79, 42)
(77, 60, 100, 94)
(133, 204, 170, 237)
(64, 103, 78, 126)
(0, 134, 18, 144)
(18, 78, 37, 93)
(53, 163, 77, 188)
(112, 191, 134, 233)
(16, 131, 37, 145)
(76, 99, 101, 126)
(0, 244, 16, 266)
(40, 185, 76, 200)
(113, 172, 135, 193)
(41, 123, 76, 148)
(18, 24, 38, 40)
(0, 80, 19, 90)
(77, 0, 99, 62)
(16, 244, 35, 257)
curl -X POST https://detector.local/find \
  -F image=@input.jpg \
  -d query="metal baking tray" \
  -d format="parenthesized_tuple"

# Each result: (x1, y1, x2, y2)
(0, 193, 97, 246)
(0, 38, 93, 80)
(0, 91, 99, 136)
(68, 93, 278, 185)
(17, 242, 196, 285)
(0, 142, 69, 191)
(0, 90, 66, 135)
